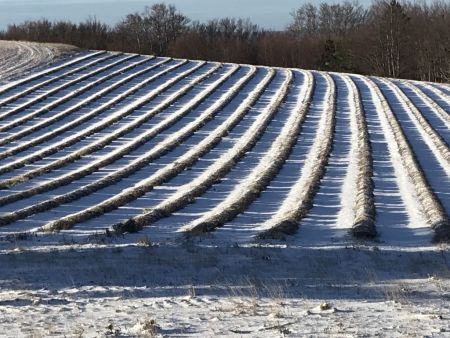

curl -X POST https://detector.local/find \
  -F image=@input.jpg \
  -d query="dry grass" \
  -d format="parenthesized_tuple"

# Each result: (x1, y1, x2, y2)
(346, 75, 376, 238)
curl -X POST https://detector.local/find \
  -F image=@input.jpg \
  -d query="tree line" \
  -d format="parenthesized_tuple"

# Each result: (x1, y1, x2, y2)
(1, 0, 449, 82)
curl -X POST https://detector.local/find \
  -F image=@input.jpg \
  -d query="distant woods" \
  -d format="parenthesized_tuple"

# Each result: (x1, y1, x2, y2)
(1, 0, 449, 82)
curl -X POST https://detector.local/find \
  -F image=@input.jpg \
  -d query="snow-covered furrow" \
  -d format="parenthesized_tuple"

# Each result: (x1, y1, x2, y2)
(0, 54, 134, 132)
(375, 78, 450, 177)
(0, 52, 116, 114)
(0, 48, 447, 246)
(0, 58, 186, 167)
(51, 67, 271, 237)
(274, 73, 352, 244)
(34, 68, 279, 233)
(0, 66, 268, 232)
(0, 51, 104, 98)
(0, 52, 125, 118)
(0, 62, 229, 202)
(286, 73, 374, 245)
(105, 70, 294, 236)
(410, 81, 450, 116)
(432, 83, 450, 97)
(351, 77, 421, 245)
(0, 52, 112, 108)
(206, 72, 329, 243)
(0, 61, 205, 186)
(0, 54, 152, 144)
(363, 76, 449, 241)
(256, 73, 336, 238)
(0, 63, 233, 185)
(0, 54, 137, 132)
(180, 69, 312, 234)
(0, 62, 217, 191)
(396, 81, 450, 129)
(0, 66, 265, 235)
(0, 56, 171, 156)
(0, 58, 182, 158)
(343, 75, 376, 237)
(374, 79, 450, 206)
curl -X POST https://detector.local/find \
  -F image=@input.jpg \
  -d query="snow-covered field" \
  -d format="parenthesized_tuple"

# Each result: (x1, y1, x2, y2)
(0, 40, 77, 83)
(0, 45, 449, 337)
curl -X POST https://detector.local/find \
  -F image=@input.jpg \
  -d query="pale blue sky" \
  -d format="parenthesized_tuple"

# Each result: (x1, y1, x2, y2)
(0, 0, 376, 30)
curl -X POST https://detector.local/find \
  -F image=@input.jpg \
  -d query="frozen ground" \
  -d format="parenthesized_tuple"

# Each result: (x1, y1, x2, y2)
(0, 240, 449, 337)
(0, 48, 449, 336)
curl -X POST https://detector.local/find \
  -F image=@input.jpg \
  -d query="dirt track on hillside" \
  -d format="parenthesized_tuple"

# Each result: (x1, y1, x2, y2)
(0, 40, 77, 82)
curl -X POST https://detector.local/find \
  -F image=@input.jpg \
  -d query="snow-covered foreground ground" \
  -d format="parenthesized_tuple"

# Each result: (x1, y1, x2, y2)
(0, 40, 77, 83)
(0, 49, 449, 336)
(1, 242, 450, 337)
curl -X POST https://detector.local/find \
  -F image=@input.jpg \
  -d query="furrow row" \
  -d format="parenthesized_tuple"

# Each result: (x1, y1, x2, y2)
(401, 81, 450, 127)
(181, 69, 309, 234)
(362, 76, 449, 241)
(341, 74, 376, 238)
(205, 70, 326, 243)
(421, 82, 450, 105)
(432, 83, 450, 97)
(0, 52, 114, 108)
(0, 68, 265, 228)
(377, 78, 450, 176)
(0, 54, 134, 131)
(0, 52, 447, 246)
(0, 62, 228, 204)
(0, 55, 157, 145)
(0, 58, 182, 167)
(110, 69, 291, 234)
(257, 72, 336, 238)
(39, 68, 276, 233)
(0, 51, 105, 95)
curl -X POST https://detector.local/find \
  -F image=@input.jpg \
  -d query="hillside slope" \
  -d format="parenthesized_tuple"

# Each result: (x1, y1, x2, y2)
(0, 51, 448, 249)
(0, 49, 449, 336)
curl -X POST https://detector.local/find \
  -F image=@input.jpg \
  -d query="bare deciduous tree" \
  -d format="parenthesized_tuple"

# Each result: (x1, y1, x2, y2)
(142, 3, 190, 55)
(288, 3, 319, 36)
(368, 0, 411, 77)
